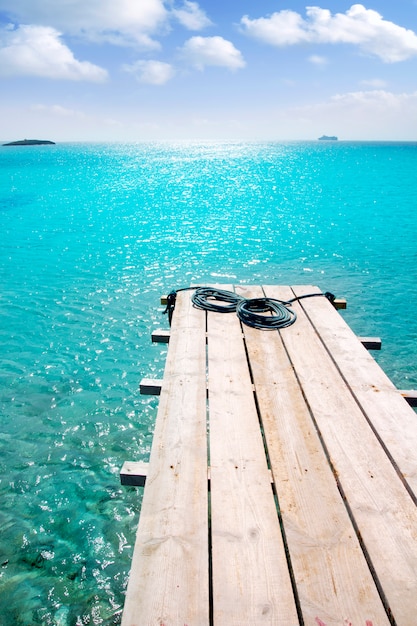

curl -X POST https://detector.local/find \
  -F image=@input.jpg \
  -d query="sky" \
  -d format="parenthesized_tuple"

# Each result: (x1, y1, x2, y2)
(1, 0, 417, 142)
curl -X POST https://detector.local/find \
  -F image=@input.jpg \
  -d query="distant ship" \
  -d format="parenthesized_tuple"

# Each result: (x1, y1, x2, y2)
(318, 135, 338, 141)
(3, 139, 56, 146)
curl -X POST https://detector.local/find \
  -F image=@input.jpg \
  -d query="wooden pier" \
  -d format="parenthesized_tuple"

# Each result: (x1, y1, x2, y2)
(121, 285, 417, 626)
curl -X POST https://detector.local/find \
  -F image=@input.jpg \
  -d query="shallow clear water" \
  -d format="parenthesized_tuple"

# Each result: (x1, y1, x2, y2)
(0, 141, 416, 624)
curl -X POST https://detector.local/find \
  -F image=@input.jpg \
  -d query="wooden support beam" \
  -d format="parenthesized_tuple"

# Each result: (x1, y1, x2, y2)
(333, 298, 347, 309)
(152, 330, 378, 351)
(151, 329, 170, 343)
(162, 293, 347, 309)
(139, 378, 257, 396)
(120, 461, 149, 486)
(400, 390, 417, 407)
(358, 337, 382, 350)
(120, 462, 274, 488)
(139, 378, 162, 395)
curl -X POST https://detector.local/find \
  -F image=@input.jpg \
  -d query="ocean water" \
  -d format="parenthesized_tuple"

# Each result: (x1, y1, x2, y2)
(0, 141, 416, 624)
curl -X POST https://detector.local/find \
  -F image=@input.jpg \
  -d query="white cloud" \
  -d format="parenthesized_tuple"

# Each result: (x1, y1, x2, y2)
(0, 24, 108, 81)
(308, 54, 328, 66)
(172, 1, 212, 30)
(0, 0, 169, 49)
(31, 103, 87, 118)
(330, 89, 412, 111)
(123, 59, 175, 85)
(241, 10, 306, 47)
(293, 89, 417, 138)
(179, 36, 245, 70)
(241, 4, 417, 62)
(360, 78, 387, 88)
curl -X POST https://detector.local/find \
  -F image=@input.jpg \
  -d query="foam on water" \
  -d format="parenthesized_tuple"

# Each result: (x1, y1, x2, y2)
(1, 141, 416, 623)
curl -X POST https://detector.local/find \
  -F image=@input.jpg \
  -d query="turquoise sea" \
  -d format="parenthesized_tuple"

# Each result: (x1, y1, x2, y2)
(1, 141, 416, 624)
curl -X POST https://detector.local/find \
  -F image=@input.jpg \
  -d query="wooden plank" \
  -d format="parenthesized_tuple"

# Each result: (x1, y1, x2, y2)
(291, 284, 417, 497)
(120, 461, 148, 487)
(151, 331, 380, 350)
(139, 378, 162, 395)
(237, 285, 390, 626)
(358, 336, 382, 350)
(333, 298, 346, 310)
(122, 290, 209, 626)
(207, 289, 299, 625)
(263, 285, 417, 625)
(152, 329, 170, 343)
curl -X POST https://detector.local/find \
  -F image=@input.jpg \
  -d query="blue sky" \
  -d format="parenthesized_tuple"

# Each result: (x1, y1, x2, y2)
(1, 0, 417, 141)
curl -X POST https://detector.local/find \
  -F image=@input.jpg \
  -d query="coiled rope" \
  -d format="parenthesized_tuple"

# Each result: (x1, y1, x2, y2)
(191, 287, 242, 313)
(163, 286, 335, 330)
(236, 297, 296, 330)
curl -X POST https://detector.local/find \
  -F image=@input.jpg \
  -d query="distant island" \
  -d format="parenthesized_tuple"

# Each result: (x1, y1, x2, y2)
(3, 139, 56, 146)
(318, 135, 338, 141)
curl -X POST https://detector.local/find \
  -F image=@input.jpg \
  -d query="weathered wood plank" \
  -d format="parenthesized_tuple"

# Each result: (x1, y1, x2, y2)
(237, 285, 390, 626)
(120, 461, 148, 487)
(122, 290, 209, 626)
(333, 298, 346, 310)
(207, 289, 299, 625)
(151, 328, 170, 343)
(291, 284, 417, 497)
(139, 378, 162, 395)
(358, 336, 382, 350)
(151, 330, 380, 350)
(264, 285, 417, 625)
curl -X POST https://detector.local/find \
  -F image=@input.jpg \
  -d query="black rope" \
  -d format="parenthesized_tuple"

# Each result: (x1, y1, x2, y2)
(163, 286, 202, 325)
(236, 297, 296, 330)
(164, 286, 335, 330)
(162, 290, 177, 326)
(191, 287, 244, 313)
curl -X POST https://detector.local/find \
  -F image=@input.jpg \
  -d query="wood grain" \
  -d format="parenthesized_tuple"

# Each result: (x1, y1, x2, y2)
(122, 290, 209, 626)
(208, 287, 299, 625)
